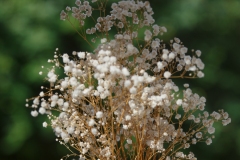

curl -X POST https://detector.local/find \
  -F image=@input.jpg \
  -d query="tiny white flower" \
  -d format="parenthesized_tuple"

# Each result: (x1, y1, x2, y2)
(96, 111, 103, 119)
(64, 65, 71, 73)
(123, 125, 128, 130)
(157, 61, 164, 70)
(51, 95, 58, 101)
(196, 132, 202, 138)
(78, 52, 85, 59)
(63, 102, 69, 109)
(196, 50, 202, 57)
(173, 43, 180, 51)
(208, 126, 215, 134)
(151, 40, 160, 49)
(124, 80, 131, 88)
(62, 54, 70, 63)
(197, 71, 204, 78)
(166, 156, 171, 160)
(126, 138, 132, 144)
(61, 80, 68, 89)
(223, 112, 229, 119)
(206, 138, 212, 145)
(163, 132, 168, 136)
(180, 47, 188, 54)
(144, 30, 152, 41)
(39, 107, 46, 114)
(184, 55, 191, 65)
(88, 119, 95, 126)
(101, 38, 107, 43)
(164, 71, 171, 79)
(175, 114, 181, 119)
(129, 87, 137, 94)
(189, 66, 197, 71)
(42, 122, 47, 128)
(192, 138, 197, 144)
(39, 91, 44, 97)
(125, 115, 131, 121)
(67, 126, 75, 134)
(31, 110, 38, 117)
(91, 128, 98, 135)
(122, 67, 130, 76)
(168, 52, 175, 59)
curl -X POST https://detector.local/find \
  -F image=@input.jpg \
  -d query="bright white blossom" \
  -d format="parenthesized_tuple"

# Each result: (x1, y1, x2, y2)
(77, 52, 85, 59)
(164, 71, 171, 79)
(96, 111, 103, 118)
(31, 110, 38, 117)
(43, 122, 47, 128)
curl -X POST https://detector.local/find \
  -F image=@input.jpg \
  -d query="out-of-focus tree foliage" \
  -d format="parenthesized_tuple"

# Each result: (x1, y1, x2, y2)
(0, 0, 239, 159)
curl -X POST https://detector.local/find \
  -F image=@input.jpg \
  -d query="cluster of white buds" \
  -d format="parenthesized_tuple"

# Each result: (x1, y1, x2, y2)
(26, 0, 230, 160)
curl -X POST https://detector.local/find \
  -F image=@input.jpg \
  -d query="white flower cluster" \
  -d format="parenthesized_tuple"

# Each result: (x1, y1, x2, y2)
(27, 0, 230, 160)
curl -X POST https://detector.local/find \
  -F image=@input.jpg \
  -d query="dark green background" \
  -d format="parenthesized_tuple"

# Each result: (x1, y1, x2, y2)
(0, 0, 239, 159)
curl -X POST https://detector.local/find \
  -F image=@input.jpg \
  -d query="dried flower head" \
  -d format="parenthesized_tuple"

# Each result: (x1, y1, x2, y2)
(26, 0, 230, 159)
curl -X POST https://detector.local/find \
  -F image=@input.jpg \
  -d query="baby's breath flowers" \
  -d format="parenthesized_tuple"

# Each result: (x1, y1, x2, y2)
(26, 0, 230, 159)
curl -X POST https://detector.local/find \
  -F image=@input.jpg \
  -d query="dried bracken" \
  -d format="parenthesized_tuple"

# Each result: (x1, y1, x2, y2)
(26, 0, 230, 160)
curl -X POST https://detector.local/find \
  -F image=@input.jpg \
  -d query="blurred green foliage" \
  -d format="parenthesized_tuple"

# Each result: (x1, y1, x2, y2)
(0, 0, 239, 159)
